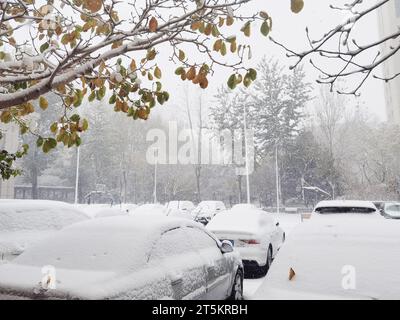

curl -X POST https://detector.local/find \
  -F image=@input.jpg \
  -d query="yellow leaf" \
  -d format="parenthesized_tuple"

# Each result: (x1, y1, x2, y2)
(291, 0, 304, 13)
(154, 66, 162, 79)
(39, 96, 48, 110)
(130, 59, 137, 71)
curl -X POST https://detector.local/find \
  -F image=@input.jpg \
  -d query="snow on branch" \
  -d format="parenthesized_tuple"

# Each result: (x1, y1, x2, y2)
(270, 0, 399, 95)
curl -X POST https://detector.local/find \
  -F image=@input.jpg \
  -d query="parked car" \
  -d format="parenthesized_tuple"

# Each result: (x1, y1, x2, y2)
(193, 201, 226, 225)
(0, 215, 243, 300)
(253, 200, 400, 299)
(206, 205, 285, 277)
(0, 200, 88, 261)
(380, 202, 400, 219)
(164, 201, 195, 220)
(77, 204, 127, 218)
(130, 203, 165, 215)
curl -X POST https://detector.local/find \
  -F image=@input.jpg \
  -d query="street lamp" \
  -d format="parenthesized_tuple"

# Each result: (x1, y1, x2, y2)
(243, 103, 251, 204)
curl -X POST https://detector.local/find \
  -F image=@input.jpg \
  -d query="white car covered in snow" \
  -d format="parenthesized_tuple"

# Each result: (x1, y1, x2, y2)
(0, 215, 243, 300)
(206, 204, 285, 276)
(129, 203, 166, 216)
(164, 201, 195, 220)
(0, 200, 88, 261)
(254, 200, 400, 300)
(77, 204, 128, 218)
(193, 201, 226, 225)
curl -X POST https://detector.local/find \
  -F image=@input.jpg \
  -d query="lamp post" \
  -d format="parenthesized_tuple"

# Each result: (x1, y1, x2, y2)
(243, 104, 251, 204)
(74, 146, 80, 204)
(275, 142, 280, 214)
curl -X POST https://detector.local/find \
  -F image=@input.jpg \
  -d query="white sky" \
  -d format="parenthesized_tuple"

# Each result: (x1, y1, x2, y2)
(155, 0, 388, 123)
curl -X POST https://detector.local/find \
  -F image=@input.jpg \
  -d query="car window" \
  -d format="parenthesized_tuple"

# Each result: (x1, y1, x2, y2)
(315, 207, 376, 214)
(385, 204, 400, 214)
(188, 227, 219, 250)
(149, 227, 194, 261)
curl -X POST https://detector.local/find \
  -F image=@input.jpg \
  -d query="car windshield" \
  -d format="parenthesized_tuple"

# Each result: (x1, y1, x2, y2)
(315, 206, 376, 214)
(385, 204, 400, 214)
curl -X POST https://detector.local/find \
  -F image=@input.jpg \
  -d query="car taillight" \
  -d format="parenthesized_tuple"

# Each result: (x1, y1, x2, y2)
(240, 239, 260, 245)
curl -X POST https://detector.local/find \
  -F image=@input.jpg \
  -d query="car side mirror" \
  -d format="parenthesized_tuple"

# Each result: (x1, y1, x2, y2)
(276, 222, 280, 227)
(220, 240, 233, 254)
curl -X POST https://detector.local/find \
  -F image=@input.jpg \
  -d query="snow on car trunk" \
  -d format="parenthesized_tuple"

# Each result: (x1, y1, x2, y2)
(253, 213, 400, 299)
(206, 210, 265, 240)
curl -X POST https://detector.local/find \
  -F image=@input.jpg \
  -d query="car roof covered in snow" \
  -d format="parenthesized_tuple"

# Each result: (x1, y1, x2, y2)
(12, 215, 205, 273)
(314, 200, 377, 211)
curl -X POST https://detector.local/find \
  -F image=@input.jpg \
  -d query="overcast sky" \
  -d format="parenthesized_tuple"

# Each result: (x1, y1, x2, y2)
(155, 0, 388, 123)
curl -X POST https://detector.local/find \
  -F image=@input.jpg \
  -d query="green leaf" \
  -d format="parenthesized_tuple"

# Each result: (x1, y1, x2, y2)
(248, 68, 257, 81)
(36, 137, 44, 147)
(178, 50, 185, 61)
(227, 74, 237, 90)
(70, 114, 80, 122)
(175, 67, 185, 76)
(40, 42, 49, 53)
(260, 21, 270, 37)
(82, 119, 89, 131)
(109, 94, 117, 104)
(50, 122, 58, 133)
(88, 91, 96, 102)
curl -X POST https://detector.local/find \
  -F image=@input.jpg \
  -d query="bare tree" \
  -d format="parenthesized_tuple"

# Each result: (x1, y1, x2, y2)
(272, 0, 399, 95)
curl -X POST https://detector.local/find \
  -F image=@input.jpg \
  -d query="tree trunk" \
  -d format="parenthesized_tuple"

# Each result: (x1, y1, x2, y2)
(237, 175, 242, 203)
(195, 165, 201, 203)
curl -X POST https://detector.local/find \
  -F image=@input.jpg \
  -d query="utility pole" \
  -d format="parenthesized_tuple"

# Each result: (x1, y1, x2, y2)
(275, 142, 280, 214)
(153, 152, 158, 204)
(74, 146, 80, 204)
(243, 104, 251, 204)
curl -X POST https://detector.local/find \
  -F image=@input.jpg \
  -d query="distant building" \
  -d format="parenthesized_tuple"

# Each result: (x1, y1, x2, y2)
(0, 123, 20, 199)
(377, 0, 400, 123)
(14, 185, 75, 203)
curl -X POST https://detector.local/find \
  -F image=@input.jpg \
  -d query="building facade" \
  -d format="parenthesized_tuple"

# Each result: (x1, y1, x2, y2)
(0, 123, 20, 199)
(377, 0, 400, 123)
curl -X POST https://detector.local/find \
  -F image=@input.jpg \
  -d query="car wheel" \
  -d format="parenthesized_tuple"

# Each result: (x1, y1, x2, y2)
(229, 270, 243, 300)
(261, 245, 273, 276)
(282, 233, 286, 242)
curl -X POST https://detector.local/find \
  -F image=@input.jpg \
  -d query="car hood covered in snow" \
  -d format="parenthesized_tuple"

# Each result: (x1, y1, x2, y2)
(0, 231, 56, 259)
(253, 213, 400, 300)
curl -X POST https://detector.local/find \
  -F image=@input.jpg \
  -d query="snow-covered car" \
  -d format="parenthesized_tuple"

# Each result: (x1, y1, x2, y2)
(0, 216, 243, 300)
(253, 200, 400, 299)
(193, 201, 226, 225)
(164, 201, 195, 220)
(77, 204, 127, 218)
(119, 203, 138, 214)
(380, 202, 400, 219)
(0, 200, 88, 261)
(206, 205, 285, 276)
(129, 203, 166, 215)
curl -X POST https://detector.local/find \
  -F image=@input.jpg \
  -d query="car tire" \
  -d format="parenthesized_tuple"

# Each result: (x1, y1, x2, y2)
(228, 269, 243, 300)
(260, 245, 273, 276)
(282, 233, 286, 242)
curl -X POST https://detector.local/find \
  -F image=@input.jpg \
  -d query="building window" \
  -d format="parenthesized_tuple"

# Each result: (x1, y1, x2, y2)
(396, 0, 400, 17)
